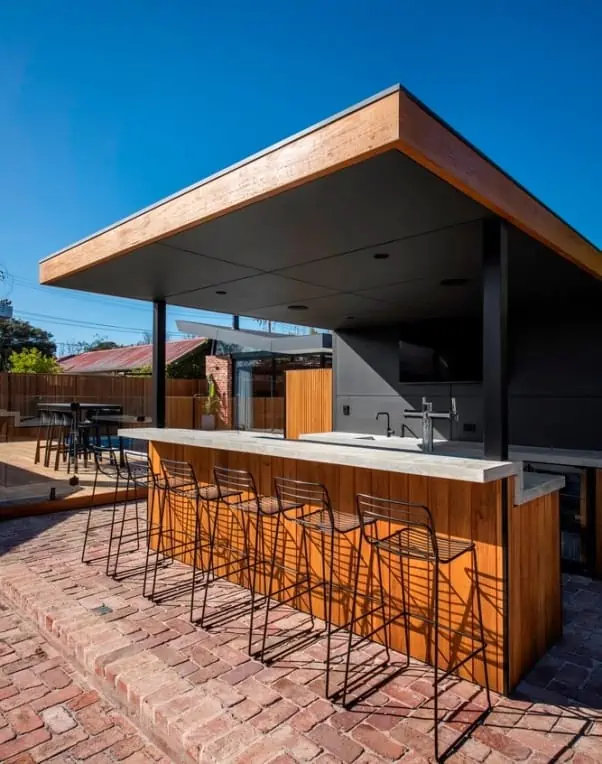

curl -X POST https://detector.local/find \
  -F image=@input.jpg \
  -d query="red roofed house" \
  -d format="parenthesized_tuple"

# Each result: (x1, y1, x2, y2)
(59, 338, 207, 375)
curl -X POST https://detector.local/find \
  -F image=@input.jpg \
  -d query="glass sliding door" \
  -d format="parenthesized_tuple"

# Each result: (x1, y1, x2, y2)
(233, 352, 331, 433)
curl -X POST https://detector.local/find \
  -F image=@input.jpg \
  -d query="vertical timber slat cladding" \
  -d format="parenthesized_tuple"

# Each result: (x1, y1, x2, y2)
(149, 441, 523, 691)
(508, 489, 562, 688)
(285, 368, 332, 439)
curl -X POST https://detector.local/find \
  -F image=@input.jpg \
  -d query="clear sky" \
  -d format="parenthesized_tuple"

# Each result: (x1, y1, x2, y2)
(1, 0, 600, 354)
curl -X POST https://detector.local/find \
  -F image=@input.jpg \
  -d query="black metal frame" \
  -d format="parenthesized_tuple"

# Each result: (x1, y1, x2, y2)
(193, 466, 272, 651)
(144, 458, 204, 603)
(152, 299, 166, 428)
(270, 477, 369, 700)
(81, 445, 147, 578)
(482, 217, 509, 461)
(482, 218, 510, 694)
(343, 493, 492, 762)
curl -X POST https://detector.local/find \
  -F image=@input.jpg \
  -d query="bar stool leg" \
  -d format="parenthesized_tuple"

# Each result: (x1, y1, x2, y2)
(472, 547, 492, 710)
(247, 511, 262, 655)
(399, 551, 411, 663)
(301, 525, 315, 626)
(189, 495, 204, 621)
(433, 561, 440, 762)
(259, 510, 283, 661)
(81, 467, 100, 563)
(150, 487, 171, 600)
(142, 483, 163, 598)
(374, 544, 391, 664)
(342, 535, 365, 706)
(199, 496, 222, 626)
(111, 472, 134, 578)
(43, 420, 54, 468)
(319, 532, 336, 699)
(104, 473, 123, 577)
(34, 422, 43, 465)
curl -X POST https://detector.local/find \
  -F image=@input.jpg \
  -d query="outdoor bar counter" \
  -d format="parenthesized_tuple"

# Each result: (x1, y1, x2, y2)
(120, 427, 564, 694)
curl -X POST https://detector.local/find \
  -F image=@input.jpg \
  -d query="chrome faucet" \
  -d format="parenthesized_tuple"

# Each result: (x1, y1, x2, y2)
(403, 397, 458, 453)
(376, 411, 394, 437)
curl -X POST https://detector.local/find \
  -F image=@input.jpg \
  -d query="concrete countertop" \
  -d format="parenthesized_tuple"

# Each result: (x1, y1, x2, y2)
(301, 431, 602, 469)
(119, 427, 519, 485)
(299, 432, 570, 505)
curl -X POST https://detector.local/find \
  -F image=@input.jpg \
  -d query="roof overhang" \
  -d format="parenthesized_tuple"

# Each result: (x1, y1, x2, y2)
(39, 85, 601, 330)
(177, 320, 332, 354)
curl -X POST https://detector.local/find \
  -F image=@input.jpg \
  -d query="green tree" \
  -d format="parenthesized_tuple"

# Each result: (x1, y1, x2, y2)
(166, 344, 209, 379)
(0, 318, 56, 369)
(79, 335, 123, 352)
(9, 348, 61, 374)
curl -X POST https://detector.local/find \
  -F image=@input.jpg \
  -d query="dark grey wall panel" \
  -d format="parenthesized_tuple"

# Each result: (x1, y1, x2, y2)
(333, 308, 602, 451)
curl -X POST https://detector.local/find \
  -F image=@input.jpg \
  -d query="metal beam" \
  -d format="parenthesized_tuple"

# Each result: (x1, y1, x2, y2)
(152, 300, 166, 428)
(482, 218, 508, 460)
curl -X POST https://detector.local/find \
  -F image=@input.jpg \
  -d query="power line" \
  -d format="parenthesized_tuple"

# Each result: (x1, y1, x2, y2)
(11, 275, 231, 323)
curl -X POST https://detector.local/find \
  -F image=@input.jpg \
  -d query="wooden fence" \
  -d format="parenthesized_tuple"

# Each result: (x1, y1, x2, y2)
(0, 373, 287, 434)
(0, 373, 206, 421)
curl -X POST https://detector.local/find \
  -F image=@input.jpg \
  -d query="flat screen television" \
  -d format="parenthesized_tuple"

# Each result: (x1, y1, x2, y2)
(398, 319, 482, 383)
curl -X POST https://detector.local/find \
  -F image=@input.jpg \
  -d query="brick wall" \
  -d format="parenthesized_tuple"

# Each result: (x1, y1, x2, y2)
(205, 355, 232, 428)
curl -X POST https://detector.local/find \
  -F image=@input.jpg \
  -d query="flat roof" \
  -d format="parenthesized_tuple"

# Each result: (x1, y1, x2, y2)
(39, 85, 601, 330)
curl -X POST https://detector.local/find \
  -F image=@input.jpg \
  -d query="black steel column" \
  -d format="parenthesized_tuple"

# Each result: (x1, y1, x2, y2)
(152, 300, 166, 428)
(482, 218, 509, 460)
(482, 217, 510, 694)
(232, 315, 240, 330)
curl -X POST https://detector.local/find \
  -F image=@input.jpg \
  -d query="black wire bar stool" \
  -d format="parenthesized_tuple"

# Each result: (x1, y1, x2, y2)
(109, 449, 161, 581)
(195, 466, 295, 654)
(81, 445, 144, 577)
(146, 459, 226, 606)
(270, 477, 380, 701)
(343, 494, 492, 762)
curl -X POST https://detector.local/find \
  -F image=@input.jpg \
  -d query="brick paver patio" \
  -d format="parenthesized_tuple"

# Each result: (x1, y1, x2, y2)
(0, 506, 601, 763)
(0, 593, 166, 763)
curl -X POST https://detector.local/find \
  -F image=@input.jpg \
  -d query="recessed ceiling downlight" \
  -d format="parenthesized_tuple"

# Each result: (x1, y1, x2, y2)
(287, 304, 308, 310)
(373, 252, 389, 260)
(215, 290, 227, 295)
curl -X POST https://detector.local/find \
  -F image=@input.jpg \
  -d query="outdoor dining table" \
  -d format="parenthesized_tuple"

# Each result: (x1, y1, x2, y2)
(37, 402, 124, 481)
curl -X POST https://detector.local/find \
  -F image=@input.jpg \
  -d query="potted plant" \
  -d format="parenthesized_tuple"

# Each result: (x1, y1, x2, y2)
(201, 375, 220, 430)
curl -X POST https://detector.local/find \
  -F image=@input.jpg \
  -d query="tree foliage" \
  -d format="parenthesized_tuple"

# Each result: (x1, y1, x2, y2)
(166, 345, 209, 379)
(0, 318, 56, 370)
(8, 348, 61, 374)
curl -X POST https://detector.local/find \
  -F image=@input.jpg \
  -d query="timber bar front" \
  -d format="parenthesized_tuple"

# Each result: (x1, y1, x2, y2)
(120, 427, 562, 694)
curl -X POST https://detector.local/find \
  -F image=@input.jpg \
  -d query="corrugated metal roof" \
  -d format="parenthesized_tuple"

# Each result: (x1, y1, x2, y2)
(59, 338, 206, 373)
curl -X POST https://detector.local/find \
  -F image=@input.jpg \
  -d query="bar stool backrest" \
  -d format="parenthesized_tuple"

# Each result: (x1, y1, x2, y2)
(356, 493, 439, 561)
(274, 476, 333, 524)
(160, 457, 197, 495)
(91, 444, 121, 478)
(214, 466, 258, 505)
(123, 449, 157, 488)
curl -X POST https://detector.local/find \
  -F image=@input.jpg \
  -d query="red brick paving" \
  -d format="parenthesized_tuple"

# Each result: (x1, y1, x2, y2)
(0, 598, 164, 763)
(0, 507, 601, 762)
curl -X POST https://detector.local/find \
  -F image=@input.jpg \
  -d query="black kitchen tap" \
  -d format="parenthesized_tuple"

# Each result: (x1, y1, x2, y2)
(376, 411, 394, 437)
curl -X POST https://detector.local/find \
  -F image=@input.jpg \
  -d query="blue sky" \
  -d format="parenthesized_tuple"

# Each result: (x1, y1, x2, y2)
(1, 0, 600, 353)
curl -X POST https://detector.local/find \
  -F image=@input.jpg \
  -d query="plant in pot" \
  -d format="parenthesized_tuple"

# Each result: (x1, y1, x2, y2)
(201, 376, 220, 430)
